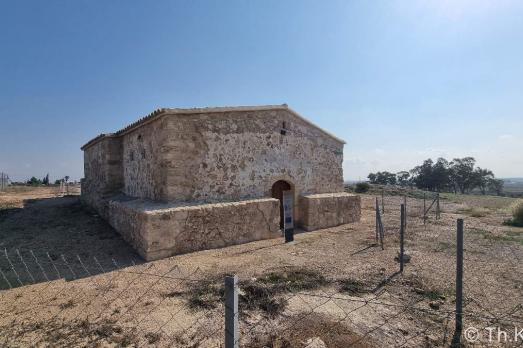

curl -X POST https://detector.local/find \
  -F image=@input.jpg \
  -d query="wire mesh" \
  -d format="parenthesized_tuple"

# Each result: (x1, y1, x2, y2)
(0, 191, 521, 347)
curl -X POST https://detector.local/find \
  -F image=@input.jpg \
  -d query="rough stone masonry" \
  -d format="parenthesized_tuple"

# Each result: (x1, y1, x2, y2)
(81, 104, 361, 260)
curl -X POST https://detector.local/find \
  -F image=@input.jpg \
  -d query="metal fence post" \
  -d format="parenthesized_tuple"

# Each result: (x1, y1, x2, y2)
(225, 275, 239, 348)
(0, 172, 6, 190)
(403, 195, 407, 231)
(400, 204, 405, 273)
(376, 201, 384, 250)
(375, 197, 379, 243)
(381, 188, 385, 214)
(423, 192, 426, 225)
(436, 193, 440, 219)
(452, 219, 464, 346)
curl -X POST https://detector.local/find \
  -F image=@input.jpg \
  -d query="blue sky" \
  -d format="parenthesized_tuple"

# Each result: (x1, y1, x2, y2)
(1, 0, 522, 182)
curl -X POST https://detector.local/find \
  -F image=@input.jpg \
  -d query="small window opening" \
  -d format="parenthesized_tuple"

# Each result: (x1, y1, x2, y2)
(280, 121, 287, 135)
(137, 134, 142, 141)
(129, 151, 134, 162)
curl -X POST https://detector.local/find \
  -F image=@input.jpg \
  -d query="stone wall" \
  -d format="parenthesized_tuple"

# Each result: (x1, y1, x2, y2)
(160, 109, 344, 204)
(121, 119, 167, 200)
(298, 193, 361, 231)
(107, 197, 280, 261)
(83, 107, 346, 225)
(83, 137, 123, 194)
(82, 137, 123, 217)
(150, 108, 345, 225)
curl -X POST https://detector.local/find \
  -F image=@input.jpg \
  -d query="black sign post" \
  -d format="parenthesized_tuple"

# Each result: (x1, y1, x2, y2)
(283, 191, 294, 242)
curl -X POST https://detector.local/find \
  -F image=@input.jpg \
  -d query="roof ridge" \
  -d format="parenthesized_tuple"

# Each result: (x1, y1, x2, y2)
(81, 104, 344, 150)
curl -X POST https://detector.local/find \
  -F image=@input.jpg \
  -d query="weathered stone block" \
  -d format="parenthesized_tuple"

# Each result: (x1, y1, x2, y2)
(299, 193, 361, 231)
(107, 197, 281, 261)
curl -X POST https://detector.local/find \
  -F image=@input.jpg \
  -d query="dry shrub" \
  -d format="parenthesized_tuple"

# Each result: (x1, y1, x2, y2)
(354, 182, 370, 193)
(504, 200, 523, 227)
(145, 332, 162, 344)
(256, 269, 328, 292)
(511, 200, 523, 224)
(186, 280, 225, 310)
(458, 205, 489, 217)
(239, 283, 288, 317)
(184, 269, 328, 317)
(249, 313, 372, 348)
(338, 278, 368, 296)
(0, 319, 138, 347)
(240, 269, 328, 317)
(470, 207, 489, 217)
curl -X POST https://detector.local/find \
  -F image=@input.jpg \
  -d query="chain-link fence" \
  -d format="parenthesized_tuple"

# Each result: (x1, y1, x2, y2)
(0, 173, 9, 191)
(0, 252, 224, 347)
(369, 192, 522, 346)
(1, 191, 522, 347)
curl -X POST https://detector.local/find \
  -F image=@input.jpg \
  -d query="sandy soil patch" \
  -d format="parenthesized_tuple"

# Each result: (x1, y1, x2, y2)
(0, 188, 521, 347)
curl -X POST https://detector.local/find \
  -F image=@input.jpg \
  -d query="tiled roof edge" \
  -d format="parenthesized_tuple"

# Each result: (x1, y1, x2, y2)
(81, 104, 345, 150)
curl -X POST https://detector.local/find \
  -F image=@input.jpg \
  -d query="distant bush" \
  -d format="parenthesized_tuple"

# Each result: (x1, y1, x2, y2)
(26, 177, 42, 186)
(470, 207, 489, 218)
(511, 200, 523, 224)
(503, 200, 523, 227)
(354, 182, 370, 193)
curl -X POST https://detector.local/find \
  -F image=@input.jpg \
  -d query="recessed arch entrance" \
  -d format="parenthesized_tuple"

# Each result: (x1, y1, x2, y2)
(271, 180, 293, 229)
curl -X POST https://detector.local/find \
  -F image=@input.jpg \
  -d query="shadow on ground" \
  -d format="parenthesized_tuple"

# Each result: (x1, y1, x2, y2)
(0, 196, 142, 290)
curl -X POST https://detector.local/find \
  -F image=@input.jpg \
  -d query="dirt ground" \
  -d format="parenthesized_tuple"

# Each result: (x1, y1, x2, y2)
(0, 187, 521, 347)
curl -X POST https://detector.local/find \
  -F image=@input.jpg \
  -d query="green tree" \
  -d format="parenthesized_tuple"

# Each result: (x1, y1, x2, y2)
(396, 171, 411, 187)
(354, 182, 370, 193)
(27, 177, 42, 186)
(431, 158, 451, 192)
(367, 171, 396, 185)
(473, 168, 494, 195)
(449, 157, 477, 194)
(42, 173, 50, 185)
(411, 159, 434, 191)
(370, 156, 497, 195)
(487, 178, 504, 196)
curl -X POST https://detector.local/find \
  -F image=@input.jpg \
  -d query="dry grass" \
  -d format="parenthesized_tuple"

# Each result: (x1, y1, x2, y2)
(1, 318, 139, 347)
(0, 185, 80, 212)
(441, 192, 516, 211)
(250, 313, 372, 348)
(181, 269, 330, 317)
(338, 278, 369, 296)
(0, 187, 521, 347)
(505, 199, 523, 226)
(457, 205, 490, 217)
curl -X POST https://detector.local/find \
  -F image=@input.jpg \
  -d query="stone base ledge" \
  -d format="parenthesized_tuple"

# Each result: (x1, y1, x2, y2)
(107, 197, 280, 261)
(299, 192, 361, 231)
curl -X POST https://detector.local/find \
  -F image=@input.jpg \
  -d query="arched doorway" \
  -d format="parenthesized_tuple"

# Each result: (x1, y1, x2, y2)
(271, 180, 292, 229)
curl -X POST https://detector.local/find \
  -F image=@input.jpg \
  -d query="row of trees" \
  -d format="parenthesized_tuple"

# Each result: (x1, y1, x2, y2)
(26, 174, 70, 186)
(368, 157, 504, 195)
